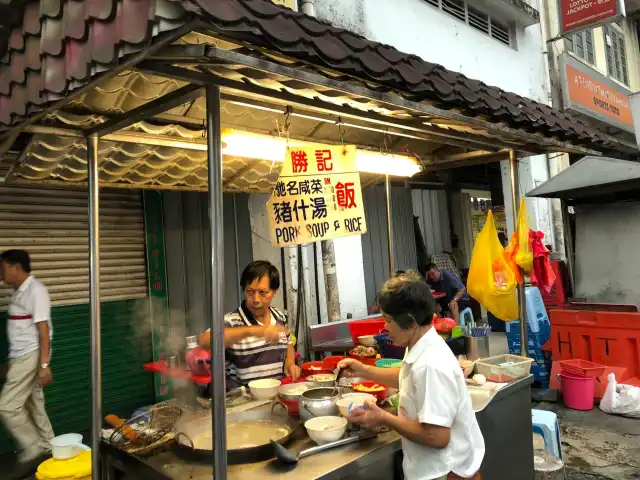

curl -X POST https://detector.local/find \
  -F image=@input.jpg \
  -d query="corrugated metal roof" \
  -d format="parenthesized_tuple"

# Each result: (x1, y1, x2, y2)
(527, 156, 640, 201)
(0, 0, 627, 154)
(7, 106, 392, 190)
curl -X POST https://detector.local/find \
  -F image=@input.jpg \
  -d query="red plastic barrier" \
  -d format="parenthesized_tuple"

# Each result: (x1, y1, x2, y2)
(546, 309, 640, 398)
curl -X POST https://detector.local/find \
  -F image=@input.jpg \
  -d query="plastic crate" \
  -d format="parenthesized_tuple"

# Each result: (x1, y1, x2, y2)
(506, 327, 548, 363)
(558, 359, 606, 378)
(374, 333, 406, 359)
(475, 354, 534, 383)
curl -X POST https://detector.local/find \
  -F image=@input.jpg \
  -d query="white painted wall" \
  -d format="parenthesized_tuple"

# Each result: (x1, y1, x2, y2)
(315, 0, 554, 267)
(333, 236, 369, 319)
(315, 0, 549, 102)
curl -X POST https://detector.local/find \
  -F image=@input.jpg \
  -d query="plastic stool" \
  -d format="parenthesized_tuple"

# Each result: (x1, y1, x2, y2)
(459, 307, 475, 327)
(532, 409, 563, 461)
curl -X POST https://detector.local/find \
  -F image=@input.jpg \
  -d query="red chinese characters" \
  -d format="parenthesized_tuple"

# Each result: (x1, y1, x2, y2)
(335, 182, 357, 209)
(291, 150, 309, 173)
(315, 149, 333, 172)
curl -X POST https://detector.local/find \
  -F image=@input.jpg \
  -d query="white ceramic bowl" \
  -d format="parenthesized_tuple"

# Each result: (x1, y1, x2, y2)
(248, 378, 282, 400)
(50, 433, 84, 460)
(336, 394, 376, 417)
(358, 335, 377, 347)
(304, 416, 348, 445)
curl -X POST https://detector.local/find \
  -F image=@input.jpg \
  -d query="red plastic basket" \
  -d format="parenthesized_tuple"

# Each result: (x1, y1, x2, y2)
(558, 359, 606, 378)
(347, 318, 386, 345)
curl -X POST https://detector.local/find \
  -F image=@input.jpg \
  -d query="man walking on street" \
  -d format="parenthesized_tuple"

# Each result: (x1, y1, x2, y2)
(0, 250, 55, 470)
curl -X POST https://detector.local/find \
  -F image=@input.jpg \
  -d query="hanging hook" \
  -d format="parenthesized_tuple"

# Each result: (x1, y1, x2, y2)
(284, 106, 292, 144)
(336, 117, 345, 145)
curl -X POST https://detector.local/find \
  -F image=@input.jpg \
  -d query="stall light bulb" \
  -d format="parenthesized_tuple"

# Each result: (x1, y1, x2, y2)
(221, 129, 421, 177)
(355, 150, 422, 177)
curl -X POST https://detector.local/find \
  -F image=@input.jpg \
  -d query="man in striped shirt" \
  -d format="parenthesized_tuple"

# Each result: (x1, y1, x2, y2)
(200, 260, 302, 389)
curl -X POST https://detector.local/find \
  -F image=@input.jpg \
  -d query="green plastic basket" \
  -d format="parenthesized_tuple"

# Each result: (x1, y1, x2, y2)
(375, 359, 403, 368)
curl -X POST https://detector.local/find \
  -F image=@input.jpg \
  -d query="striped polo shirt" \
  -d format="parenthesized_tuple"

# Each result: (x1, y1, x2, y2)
(224, 302, 291, 389)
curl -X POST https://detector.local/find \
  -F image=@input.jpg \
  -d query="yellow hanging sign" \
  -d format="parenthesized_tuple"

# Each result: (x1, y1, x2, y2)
(266, 144, 367, 247)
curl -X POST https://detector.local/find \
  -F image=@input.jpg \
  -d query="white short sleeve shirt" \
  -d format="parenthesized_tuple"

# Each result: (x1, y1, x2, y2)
(7, 275, 53, 359)
(398, 327, 484, 479)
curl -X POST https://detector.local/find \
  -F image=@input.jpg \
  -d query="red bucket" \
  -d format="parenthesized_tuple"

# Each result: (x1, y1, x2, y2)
(560, 372, 596, 411)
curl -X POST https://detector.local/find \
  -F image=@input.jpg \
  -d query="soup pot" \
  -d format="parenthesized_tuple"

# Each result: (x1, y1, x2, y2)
(299, 387, 340, 423)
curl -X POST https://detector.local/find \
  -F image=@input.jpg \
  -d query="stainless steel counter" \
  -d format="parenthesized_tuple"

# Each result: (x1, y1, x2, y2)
(102, 375, 534, 480)
(144, 428, 401, 480)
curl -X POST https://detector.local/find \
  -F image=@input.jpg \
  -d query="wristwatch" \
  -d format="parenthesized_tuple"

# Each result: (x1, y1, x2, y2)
(40, 363, 49, 369)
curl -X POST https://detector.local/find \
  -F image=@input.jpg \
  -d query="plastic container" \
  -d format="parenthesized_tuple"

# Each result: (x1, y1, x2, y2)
(475, 354, 534, 383)
(302, 361, 332, 377)
(36, 450, 91, 480)
(347, 318, 386, 345)
(559, 372, 596, 410)
(375, 359, 403, 368)
(50, 433, 85, 460)
(559, 359, 606, 378)
(322, 355, 348, 371)
(374, 333, 406, 359)
(352, 381, 388, 403)
(349, 349, 378, 366)
(185, 346, 211, 377)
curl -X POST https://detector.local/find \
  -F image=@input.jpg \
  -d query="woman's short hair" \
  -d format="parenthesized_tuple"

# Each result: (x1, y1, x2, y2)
(377, 270, 435, 330)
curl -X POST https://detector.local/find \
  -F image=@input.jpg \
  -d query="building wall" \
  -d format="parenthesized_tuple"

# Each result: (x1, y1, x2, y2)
(315, 0, 549, 102)
(315, 0, 556, 260)
(542, 0, 640, 93)
(573, 202, 640, 307)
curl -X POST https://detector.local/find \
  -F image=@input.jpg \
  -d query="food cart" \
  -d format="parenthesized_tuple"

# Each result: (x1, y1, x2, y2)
(0, 1, 630, 479)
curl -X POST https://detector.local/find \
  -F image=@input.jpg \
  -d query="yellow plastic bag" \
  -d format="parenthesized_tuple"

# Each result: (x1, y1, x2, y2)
(515, 197, 533, 273)
(467, 211, 518, 321)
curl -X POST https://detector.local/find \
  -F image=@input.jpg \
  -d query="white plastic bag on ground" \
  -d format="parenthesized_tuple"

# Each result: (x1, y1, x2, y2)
(599, 373, 640, 418)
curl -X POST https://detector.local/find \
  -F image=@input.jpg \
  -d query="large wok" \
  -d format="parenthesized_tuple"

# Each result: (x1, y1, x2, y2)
(174, 404, 300, 464)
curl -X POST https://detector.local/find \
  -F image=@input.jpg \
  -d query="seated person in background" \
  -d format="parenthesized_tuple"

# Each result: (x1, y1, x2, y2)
(424, 263, 470, 316)
(199, 260, 302, 390)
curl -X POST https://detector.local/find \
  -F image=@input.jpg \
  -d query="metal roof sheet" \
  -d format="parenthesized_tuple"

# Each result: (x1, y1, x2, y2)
(527, 156, 640, 200)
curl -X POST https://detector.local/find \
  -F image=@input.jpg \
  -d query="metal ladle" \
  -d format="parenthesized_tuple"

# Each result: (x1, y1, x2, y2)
(270, 431, 377, 465)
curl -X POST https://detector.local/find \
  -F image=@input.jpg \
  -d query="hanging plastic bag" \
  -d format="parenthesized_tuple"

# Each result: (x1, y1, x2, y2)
(503, 232, 523, 284)
(529, 230, 556, 294)
(467, 211, 518, 321)
(515, 198, 533, 273)
(600, 373, 640, 418)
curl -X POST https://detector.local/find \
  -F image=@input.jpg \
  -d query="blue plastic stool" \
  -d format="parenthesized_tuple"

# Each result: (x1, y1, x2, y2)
(532, 409, 563, 461)
(459, 307, 475, 327)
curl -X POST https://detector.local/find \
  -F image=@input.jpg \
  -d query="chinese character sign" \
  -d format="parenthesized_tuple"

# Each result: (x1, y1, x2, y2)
(267, 145, 367, 247)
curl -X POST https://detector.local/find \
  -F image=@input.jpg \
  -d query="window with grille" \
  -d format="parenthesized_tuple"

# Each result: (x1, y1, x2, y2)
(603, 25, 629, 85)
(564, 29, 595, 64)
(423, 0, 512, 46)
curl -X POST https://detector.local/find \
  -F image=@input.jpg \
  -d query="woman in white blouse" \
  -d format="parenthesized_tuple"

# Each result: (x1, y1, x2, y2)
(338, 271, 484, 480)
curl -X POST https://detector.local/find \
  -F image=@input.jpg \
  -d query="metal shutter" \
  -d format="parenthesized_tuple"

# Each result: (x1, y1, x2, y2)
(0, 183, 147, 310)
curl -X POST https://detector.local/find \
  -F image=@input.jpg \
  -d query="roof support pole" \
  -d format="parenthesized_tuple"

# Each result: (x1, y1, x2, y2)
(87, 134, 102, 476)
(206, 85, 227, 479)
(385, 175, 395, 276)
(509, 150, 528, 358)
